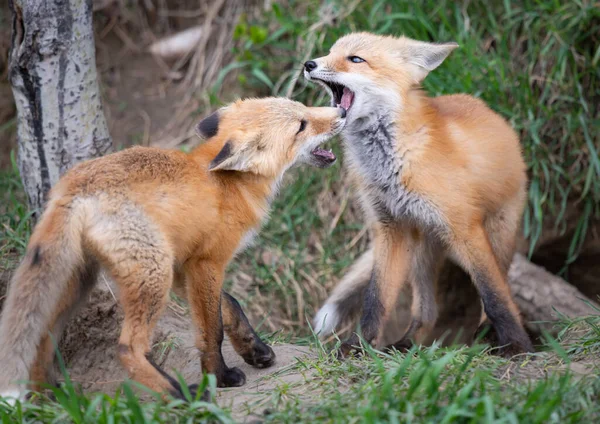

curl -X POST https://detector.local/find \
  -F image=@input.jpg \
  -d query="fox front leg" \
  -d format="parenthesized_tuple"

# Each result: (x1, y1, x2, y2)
(185, 259, 246, 387)
(338, 223, 411, 358)
(222, 292, 276, 368)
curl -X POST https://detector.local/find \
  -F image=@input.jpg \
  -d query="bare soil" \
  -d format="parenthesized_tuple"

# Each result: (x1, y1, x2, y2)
(60, 279, 313, 421)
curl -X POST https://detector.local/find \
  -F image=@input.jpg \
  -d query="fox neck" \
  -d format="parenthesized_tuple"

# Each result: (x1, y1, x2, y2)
(342, 88, 443, 227)
(343, 87, 433, 167)
(190, 141, 282, 224)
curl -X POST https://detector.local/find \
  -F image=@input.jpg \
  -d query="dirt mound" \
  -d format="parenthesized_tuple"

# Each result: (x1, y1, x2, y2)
(61, 277, 312, 420)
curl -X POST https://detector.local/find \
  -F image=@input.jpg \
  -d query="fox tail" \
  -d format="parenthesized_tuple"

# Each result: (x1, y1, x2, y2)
(0, 203, 92, 403)
(313, 248, 373, 336)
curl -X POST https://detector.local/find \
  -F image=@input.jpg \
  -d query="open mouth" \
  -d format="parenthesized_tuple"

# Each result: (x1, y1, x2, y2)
(315, 80, 355, 112)
(310, 146, 336, 167)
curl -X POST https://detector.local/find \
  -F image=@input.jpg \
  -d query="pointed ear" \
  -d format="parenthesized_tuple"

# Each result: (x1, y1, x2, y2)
(196, 111, 220, 140)
(208, 141, 252, 172)
(404, 41, 458, 82)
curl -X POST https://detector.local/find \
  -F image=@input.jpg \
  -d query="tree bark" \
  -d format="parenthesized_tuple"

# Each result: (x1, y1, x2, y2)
(8, 0, 112, 217)
(508, 253, 599, 332)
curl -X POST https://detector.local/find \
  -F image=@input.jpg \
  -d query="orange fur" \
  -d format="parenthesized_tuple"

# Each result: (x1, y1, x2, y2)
(0, 97, 345, 400)
(308, 33, 532, 357)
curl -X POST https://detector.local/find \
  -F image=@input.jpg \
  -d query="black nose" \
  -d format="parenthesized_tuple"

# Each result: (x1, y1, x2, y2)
(304, 60, 318, 72)
(339, 108, 346, 118)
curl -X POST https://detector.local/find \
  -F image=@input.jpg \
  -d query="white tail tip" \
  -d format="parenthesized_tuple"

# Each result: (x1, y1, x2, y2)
(0, 389, 27, 406)
(313, 303, 340, 336)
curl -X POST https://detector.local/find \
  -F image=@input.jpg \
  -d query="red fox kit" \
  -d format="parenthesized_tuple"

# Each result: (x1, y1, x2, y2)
(0, 97, 345, 402)
(305, 33, 533, 357)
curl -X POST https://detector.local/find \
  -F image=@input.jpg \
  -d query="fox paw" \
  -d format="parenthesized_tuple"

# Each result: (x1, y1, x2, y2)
(218, 367, 246, 388)
(475, 322, 534, 358)
(242, 343, 276, 369)
(497, 339, 535, 358)
(187, 384, 210, 401)
(336, 342, 365, 360)
(384, 339, 414, 353)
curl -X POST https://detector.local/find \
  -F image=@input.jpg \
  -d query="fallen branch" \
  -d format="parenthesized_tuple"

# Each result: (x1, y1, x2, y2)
(148, 26, 204, 60)
(382, 253, 600, 345)
(509, 253, 599, 332)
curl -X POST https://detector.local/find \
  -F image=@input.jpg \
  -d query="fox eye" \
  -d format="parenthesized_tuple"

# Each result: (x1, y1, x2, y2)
(297, 119, 307, 134)
(348, 56, 365, 63)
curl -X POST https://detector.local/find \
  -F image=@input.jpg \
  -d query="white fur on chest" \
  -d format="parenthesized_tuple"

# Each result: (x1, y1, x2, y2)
(343, 119, 445, 230)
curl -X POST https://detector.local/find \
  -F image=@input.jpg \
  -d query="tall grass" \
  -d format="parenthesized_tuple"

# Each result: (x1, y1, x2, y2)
(0, 152, 32, 261)
(227, 0, 600, 260)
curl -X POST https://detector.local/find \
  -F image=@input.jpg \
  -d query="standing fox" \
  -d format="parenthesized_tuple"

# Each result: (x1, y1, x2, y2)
(0, 97, 345, 402)
(305, 33, 534, 357)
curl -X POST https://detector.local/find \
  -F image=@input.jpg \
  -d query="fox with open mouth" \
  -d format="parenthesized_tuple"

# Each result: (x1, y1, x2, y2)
(305, 32, 533, 358)
(0, 97, 346, 403)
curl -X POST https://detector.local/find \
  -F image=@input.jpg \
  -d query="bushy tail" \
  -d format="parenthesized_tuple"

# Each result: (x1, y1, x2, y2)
(313, 248, 373, 336)
(0, 205, 85, 401)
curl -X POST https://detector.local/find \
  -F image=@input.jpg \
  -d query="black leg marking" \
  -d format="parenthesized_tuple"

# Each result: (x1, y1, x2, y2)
(31, 245, 42, 266)
(223, 292, 276, 369)
(338, 270, 383, 358)
(359, 269, 384, 344)
(203, 309, 247, 388)
(145, 353, 186, 399)
(475, 272, 533, 356)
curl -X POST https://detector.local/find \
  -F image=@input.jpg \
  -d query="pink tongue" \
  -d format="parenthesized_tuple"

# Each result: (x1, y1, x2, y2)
(341, 87, 354, 110)
(312, 148, 335, 160)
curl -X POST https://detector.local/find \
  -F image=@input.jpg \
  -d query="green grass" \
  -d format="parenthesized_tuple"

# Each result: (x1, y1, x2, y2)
(226, 0, 600, 260)
(0, 375, 233, 423)
(261, 346, 600, 423)
(1, 0, 599, 421)
(234, 314, 600, 423)
(0, 152, 32, 263)
(1, 315, 598, 423)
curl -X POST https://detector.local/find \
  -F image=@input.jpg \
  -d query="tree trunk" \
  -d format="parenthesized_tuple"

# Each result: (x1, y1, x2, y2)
(8, 0, 112, 217)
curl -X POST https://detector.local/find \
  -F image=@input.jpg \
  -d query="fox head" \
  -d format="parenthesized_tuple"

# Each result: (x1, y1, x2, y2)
(196, 98, 345, 178)
(304, 32, 458, 122)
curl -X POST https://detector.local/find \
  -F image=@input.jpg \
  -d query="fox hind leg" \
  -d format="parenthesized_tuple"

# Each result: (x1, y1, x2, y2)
(112, 256, 182, 398)
(88, 208, 189, 399)
(475, 194, 525, 346)
(338, 224, 411, 358)
(30, 258, 99, 390)
(185, 259, 246, 388)
(386, 236, 443, 352)
(451, 224, 533, 356)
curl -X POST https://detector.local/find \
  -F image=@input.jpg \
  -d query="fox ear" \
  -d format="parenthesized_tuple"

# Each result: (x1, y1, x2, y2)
(196, 111, 220, 140)
(404, 40, 458, 82)
(208, 141, 252, 172)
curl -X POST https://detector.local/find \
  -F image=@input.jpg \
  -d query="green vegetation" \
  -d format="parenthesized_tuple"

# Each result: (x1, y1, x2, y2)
(0, 153, 32, 262)
(1, 314, 599, 423)
(1, 0, 599, 422)
(262, 333, 600, 422)
(0, 372, 232, 423)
